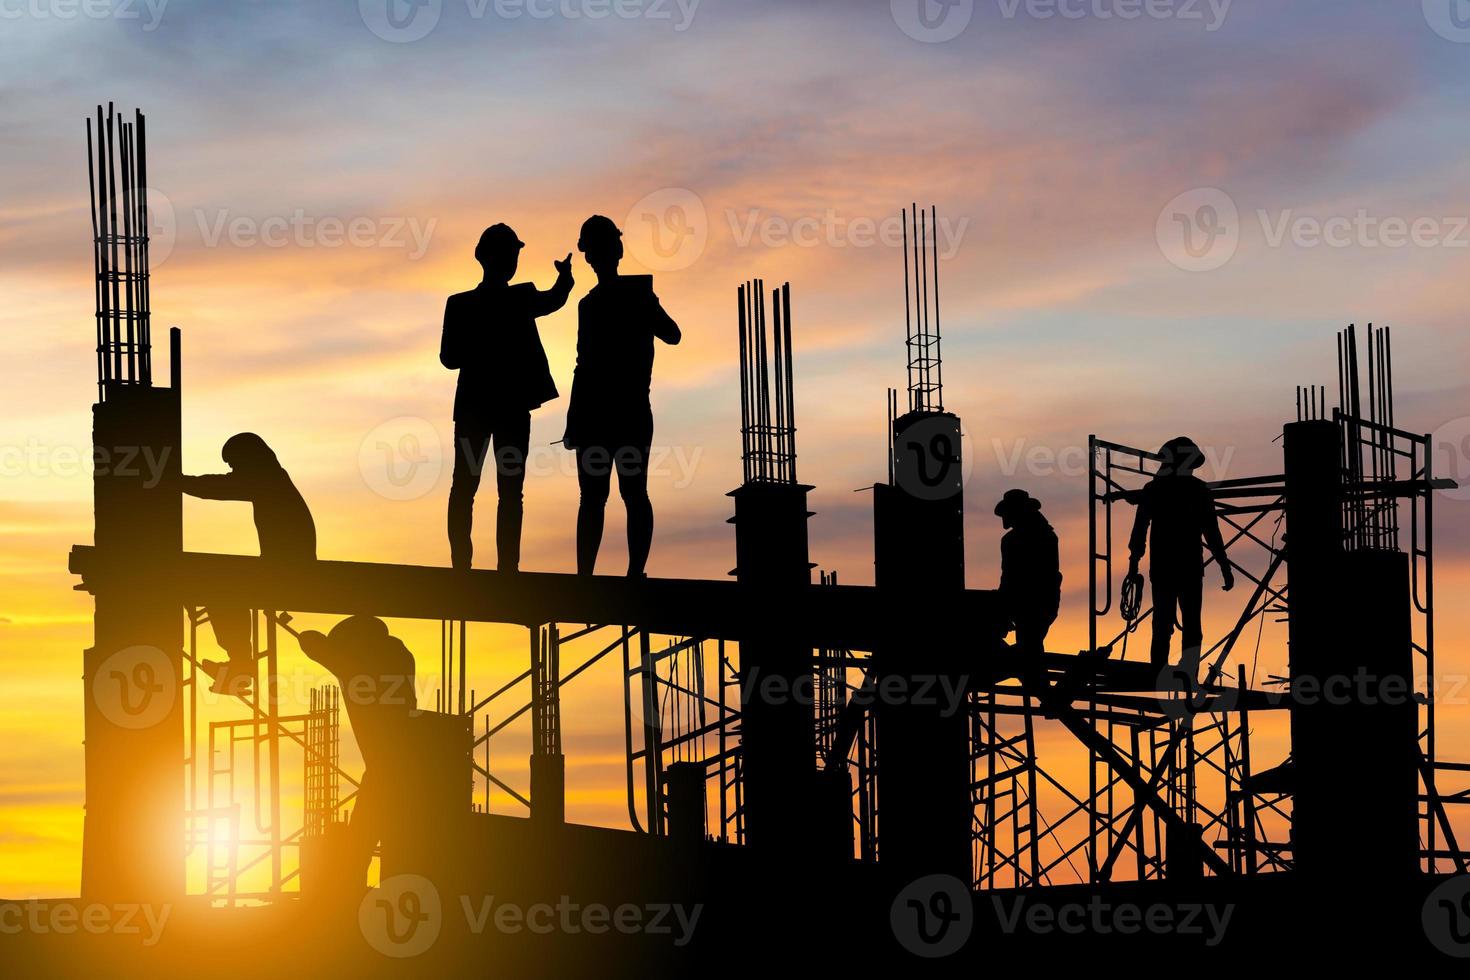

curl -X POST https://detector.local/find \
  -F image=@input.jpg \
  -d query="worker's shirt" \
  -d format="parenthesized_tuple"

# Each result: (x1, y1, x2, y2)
(1128, 475, 1228, 578)
(563, 275, 680, 449)
(999, 519, 1062, 612)
(440, 273, 572, 426)
(181, 468, 316, 560)
(308, 637, 418, 774)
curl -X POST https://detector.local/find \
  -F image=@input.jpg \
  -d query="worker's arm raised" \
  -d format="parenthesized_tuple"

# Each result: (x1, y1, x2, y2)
(529, 254, 575, 317)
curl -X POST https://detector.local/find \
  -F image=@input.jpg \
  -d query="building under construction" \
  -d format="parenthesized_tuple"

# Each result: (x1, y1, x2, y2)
(17, 106, 1470, 974)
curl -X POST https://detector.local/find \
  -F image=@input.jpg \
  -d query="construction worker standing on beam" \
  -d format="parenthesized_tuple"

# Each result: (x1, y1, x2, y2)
(564, 214, 681, 578)
(1126, 436, 1234, 676)
(441, 224, 574, 572)
(994, 489, 1062, 663)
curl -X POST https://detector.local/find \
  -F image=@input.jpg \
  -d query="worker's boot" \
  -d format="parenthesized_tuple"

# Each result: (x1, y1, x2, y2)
(202, 657, 255, 697)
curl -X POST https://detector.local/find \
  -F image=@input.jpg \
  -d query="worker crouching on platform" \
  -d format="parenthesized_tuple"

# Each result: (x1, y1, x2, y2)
(995, 489, 1062, 666)
(295, 615, 418, 885)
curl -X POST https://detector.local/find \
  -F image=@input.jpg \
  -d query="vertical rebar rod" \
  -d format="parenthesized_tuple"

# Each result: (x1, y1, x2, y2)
(777, 286, 787, 480)
(931, 203, 943, 412)
(737, 285, 750, 482)
(919, 205, 929, 410)
(905, 202, 917, 411)
(781, 282, 796, 482)
(902, 207, 912, 402)
(137, 109, 152, 382)
(119, 119, 136, 384)
(86, 117, 104, 401)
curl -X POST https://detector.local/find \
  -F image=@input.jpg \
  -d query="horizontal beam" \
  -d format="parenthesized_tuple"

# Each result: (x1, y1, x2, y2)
(68, 546, 1002, 649)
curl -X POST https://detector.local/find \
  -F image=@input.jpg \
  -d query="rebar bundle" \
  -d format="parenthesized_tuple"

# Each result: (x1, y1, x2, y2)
(736, 280, 798, 484)
(1337, 323, 1401, 551)
(86, 103, 153, 399)
(903, 203, 943, 414)
(304, 686, 340, 838)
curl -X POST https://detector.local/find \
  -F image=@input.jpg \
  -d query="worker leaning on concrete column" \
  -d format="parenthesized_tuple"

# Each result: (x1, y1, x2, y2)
(181, 432, 315, 695)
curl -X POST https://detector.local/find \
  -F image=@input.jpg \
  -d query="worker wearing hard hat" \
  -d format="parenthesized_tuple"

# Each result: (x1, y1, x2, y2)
(441, 223, 574, 572)
(1126, 436, 1234, 675)
(182, 432, 315, 695)
(994, 489, 1062, 663)
(295, 615, 418, 882)
(563, 214, 682, 578)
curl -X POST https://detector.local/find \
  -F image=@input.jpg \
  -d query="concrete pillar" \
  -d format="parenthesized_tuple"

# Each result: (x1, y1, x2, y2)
(873, 409, 971, 883)
(1284, 420, 1417, 882)
(81, 380, 184, 902)
(729, 481, 816, 852)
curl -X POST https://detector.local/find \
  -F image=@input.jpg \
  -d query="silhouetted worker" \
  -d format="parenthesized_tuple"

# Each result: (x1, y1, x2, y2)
(564, 215, 681, 577)
(295, 615, 417, 884)
(182, 433, 315, 694)
(1126, 436, 1235, 674)
(441, 223, 573, 571)
(995, 489, 1062, 662)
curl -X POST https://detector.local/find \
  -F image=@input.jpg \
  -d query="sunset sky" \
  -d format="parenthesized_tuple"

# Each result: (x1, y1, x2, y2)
(5, 0, 1470, 897)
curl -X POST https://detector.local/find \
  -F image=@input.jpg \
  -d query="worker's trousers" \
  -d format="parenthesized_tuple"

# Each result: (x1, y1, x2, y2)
(447, 413, 531, 572)
(1149, 572, 1204, 674)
